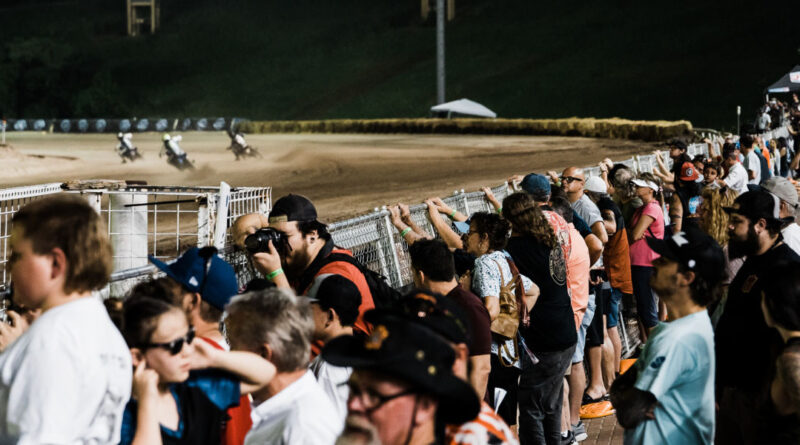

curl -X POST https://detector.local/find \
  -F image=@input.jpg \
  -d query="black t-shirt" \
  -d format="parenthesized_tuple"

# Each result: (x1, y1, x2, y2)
(715, 242, 800, 393)
(447, 284, 493, 356)
(506, 235, 577, 352)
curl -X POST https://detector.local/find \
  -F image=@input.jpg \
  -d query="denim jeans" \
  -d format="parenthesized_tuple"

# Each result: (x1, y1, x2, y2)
(518, 343, 576, 445)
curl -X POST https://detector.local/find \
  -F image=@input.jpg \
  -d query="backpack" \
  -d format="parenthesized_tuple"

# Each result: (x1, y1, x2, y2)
(297, 252, 403, 309)
(489, 258, 529, 339)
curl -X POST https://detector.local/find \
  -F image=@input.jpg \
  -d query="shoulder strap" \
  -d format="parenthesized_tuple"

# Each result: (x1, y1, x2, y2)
(490, 258, 507, 286)
(504, 256, 530, 327)
(296, 252, 360, 294)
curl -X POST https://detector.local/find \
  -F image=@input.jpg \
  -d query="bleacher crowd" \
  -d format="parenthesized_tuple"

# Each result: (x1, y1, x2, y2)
(1, 119, 800, 445)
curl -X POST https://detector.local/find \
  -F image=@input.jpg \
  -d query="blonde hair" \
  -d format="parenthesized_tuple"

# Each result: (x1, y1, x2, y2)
(700, 186, 739, 246)
(636, 172, 665, 208)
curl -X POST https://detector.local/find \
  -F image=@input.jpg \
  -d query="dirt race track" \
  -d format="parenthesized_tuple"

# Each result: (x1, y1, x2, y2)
(1, 132, 659, 221)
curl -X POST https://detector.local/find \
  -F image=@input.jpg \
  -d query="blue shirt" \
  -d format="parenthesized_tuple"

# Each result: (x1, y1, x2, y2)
(624, 311, 715, 445)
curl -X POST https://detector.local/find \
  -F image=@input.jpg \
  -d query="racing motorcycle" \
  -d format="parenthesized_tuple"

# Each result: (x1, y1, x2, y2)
(115, 132, 142, 163)
(160, 134, 195, 170)
(226, 129, 261, 160)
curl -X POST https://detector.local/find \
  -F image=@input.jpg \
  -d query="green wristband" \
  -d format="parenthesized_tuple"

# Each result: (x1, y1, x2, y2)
(266, 268, 284, 281)
(497, 207, 503, 215)
(400, 227, 412, 237)
(448, 210, 457, 219)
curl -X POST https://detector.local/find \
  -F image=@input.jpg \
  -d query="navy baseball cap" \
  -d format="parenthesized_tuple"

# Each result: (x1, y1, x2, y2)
(149, 246, 239, 310)
(520, 174, 551, 201)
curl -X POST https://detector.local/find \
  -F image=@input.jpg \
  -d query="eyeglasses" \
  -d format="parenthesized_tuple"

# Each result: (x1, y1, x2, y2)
(141, 327, 195, 355)
(343, 381, 417, 414)
(562, 176, 583, 184)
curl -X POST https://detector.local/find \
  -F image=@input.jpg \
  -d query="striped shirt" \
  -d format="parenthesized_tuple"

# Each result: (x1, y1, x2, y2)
(447, 401, 519, 445)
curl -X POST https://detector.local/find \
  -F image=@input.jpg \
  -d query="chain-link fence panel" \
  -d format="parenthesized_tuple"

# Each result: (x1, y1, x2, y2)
(0, 183, 63, 284)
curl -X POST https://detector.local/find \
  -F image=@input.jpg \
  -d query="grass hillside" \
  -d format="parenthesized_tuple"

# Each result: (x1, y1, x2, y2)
(0, 0, 798, 131)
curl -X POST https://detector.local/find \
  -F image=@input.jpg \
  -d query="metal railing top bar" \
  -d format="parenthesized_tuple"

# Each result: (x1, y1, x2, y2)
(0, 183, 64, 201)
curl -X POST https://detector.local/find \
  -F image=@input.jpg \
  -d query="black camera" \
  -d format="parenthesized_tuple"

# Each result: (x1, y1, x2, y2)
(244, 228, 289, 255)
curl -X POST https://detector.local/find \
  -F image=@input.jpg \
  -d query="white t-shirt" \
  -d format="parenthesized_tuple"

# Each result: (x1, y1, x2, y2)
(309, 354, 351, 424)
(0, 297, 132, 444)
(245, 371, 342, 445)
(743, 151, 761, 185)
(723, 162, 749, 194)
(783, 223, 800, 256)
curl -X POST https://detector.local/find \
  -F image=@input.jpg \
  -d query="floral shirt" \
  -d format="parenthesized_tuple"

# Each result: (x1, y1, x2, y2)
(472, 251, 534, 369)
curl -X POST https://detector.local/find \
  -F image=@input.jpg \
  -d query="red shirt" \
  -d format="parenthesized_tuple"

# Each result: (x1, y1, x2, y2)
(201, 337, 252, 445)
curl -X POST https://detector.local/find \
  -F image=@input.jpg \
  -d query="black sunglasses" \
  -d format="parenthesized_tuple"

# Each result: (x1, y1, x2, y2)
(562, 176, 583, 184)
(141, 327, 195, 355)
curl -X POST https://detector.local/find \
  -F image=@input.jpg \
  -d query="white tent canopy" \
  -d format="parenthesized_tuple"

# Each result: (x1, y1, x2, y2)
(430, 98, 497, 118)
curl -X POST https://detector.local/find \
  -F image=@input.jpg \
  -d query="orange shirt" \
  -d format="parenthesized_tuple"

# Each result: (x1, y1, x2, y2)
(565, 224, 590, 331)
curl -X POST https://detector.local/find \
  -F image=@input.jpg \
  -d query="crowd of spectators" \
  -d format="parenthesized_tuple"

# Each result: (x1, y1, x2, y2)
(0, 120, 800, 445)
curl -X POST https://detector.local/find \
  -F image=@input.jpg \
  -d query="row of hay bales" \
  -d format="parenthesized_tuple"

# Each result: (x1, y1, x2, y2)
(237, 118, 693, 142)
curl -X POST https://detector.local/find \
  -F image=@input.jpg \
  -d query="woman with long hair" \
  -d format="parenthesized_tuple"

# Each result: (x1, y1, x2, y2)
(461, 211, 538, 433)
(501, 192, 577, 444)
(699, 185, 742, 326)
(627, 173, 665, 337)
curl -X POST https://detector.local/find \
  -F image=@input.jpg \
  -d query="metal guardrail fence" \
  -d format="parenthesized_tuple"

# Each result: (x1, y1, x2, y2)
(0, 183, 270, 297)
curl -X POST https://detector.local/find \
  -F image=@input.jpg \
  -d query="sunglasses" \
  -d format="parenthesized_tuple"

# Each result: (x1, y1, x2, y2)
(142, 327, 195, 355)
(562, 176, 583, 184)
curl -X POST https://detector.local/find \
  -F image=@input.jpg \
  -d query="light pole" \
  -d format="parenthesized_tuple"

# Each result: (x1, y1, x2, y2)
(436, 0, 445, 104)
(736, 105, 741, 136)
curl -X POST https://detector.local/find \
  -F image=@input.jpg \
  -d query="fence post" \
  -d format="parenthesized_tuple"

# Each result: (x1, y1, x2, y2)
(380, 209, 404, 287)
(84, 192, 103, 214)
(213, 182, 231, 249)
(460, 189, 471, 215)
(109, 192, 148, 296)
(197, 194, 212, 248)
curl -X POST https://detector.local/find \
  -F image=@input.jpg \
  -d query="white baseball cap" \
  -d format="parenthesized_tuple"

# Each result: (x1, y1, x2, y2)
(584, 176, 608, 194)
(631, 178, 659, 192)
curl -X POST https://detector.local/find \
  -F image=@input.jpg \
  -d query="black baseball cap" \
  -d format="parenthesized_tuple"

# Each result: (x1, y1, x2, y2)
(722, 190, 792, 224)
(322, 317, 480, 424)
(306, 274, 362, 326)
(268, 194, 317, 224)
(645, 227, 725, 284)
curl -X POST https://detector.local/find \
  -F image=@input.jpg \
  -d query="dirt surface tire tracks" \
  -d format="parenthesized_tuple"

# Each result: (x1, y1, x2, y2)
(1, 132, 658, 221)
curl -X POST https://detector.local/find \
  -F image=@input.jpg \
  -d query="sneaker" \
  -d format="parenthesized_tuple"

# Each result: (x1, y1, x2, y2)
(572, 421, 588, 442)
(560, 430, 577, 445)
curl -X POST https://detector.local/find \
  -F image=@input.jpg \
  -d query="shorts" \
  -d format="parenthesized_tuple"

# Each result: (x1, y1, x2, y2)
(605, 288, 625, 328)
(586, 284, 606, 347)
(572, 293, 595, 364)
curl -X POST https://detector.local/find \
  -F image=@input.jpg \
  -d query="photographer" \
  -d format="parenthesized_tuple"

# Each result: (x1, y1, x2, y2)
(246, 194, 375, 338)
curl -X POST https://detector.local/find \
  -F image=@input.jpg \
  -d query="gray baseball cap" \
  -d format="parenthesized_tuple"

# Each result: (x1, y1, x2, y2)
(762, 177, 799, 210)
